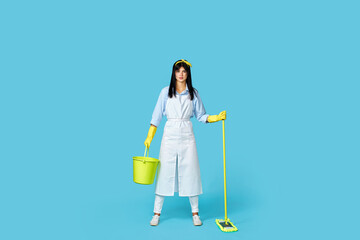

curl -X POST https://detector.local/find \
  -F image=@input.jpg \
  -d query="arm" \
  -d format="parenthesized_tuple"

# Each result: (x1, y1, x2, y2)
(150, 88, 166, 127)
(193, 90, 210, 123)
(145, 89, 166, 148)
(194, 89, 226, 123)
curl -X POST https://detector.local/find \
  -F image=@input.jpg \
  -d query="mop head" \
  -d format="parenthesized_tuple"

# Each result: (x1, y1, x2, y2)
(215, 218, 238, 232)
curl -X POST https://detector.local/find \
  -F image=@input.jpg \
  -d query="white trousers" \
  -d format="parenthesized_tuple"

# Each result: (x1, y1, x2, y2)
(153, 194, 199, 214)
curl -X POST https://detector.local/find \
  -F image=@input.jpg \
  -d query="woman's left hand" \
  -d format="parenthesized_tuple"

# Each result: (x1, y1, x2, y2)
(207, 110, 226, 123)
(218, 110, 226, 120)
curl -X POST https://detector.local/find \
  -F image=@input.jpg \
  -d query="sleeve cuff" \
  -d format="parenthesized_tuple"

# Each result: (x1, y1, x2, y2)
(199, 114, 209, 124)
(150, 119, 161, 127)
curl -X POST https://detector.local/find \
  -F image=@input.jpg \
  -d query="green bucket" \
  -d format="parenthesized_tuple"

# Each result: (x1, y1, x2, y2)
(133, 147, 159, 185)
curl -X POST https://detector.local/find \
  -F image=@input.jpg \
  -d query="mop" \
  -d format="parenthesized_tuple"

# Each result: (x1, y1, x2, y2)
(215, 120, 238, 232)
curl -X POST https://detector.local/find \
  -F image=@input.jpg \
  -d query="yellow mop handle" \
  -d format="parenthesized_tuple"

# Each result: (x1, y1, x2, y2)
(222, 119, 228, 223)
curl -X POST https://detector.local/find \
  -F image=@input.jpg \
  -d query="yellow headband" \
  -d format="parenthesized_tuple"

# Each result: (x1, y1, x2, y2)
(175, 59, 192, 67)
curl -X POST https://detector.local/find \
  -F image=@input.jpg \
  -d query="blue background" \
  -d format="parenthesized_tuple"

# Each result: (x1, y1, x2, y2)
(1, 1, 359, 239)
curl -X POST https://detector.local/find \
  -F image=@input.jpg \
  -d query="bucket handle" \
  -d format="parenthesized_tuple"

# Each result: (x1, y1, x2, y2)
(144, 146, 150, 157)
(142, 146, 149, 163)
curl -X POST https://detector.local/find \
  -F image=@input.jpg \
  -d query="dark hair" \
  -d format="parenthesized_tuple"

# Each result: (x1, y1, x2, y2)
(168, 59, 197, 100)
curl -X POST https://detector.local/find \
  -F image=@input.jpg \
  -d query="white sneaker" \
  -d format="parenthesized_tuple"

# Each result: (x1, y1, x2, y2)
(192, 215, 202, 226)
(150, 215, 160, 226)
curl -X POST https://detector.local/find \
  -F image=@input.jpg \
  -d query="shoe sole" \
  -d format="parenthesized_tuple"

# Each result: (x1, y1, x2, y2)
(150, 221, 159, 226)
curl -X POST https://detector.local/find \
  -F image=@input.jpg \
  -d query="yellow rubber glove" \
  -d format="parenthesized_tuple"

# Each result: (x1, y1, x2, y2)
(144, 125, 157, 148)
(207, 110, 226, 123)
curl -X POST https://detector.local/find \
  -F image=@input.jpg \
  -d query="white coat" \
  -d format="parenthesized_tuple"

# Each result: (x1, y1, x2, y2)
(154, 90, 203, 197)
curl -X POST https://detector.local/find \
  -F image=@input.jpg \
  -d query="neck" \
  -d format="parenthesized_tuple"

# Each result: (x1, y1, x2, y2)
(176, 81, 186, 93)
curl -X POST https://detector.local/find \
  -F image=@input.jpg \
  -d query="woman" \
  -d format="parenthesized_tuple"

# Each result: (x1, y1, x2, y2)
(144, 59, 226, 226)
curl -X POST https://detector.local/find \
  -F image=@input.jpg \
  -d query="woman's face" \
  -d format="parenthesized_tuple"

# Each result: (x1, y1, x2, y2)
(175, 66, 188, 83)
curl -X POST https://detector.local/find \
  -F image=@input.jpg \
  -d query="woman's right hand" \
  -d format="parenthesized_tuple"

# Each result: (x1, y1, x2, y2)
(144, 125, 157, 148)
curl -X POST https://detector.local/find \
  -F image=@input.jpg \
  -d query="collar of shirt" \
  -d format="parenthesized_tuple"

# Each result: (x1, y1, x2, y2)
(176, 84, 189, 95)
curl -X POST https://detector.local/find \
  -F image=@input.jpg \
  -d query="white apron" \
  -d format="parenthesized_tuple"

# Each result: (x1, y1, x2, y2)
(154, 92, 203, 197)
